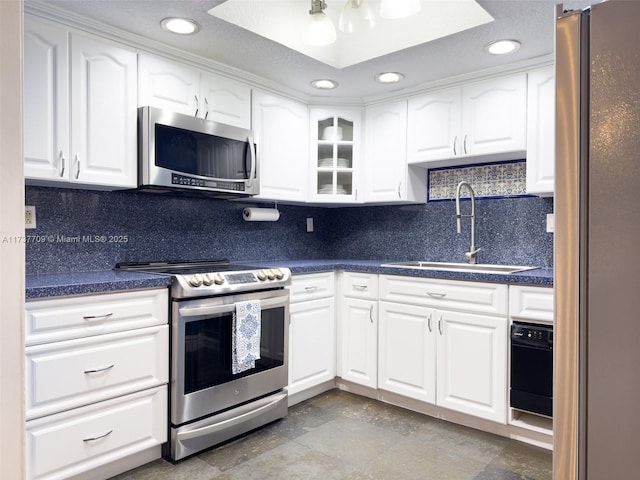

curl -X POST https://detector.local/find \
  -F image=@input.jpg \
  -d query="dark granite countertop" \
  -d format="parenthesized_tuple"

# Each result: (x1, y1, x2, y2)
(25, 270, 172, 299)
(248, 259, 554, 287)
(26, 259, 553, 299)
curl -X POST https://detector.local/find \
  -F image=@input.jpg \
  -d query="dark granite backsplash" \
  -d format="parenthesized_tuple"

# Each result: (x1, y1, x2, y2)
(25, 186, 553, 274)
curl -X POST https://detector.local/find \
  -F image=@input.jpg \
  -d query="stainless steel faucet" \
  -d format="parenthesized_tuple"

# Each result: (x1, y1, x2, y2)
(455, 181, 480, 264)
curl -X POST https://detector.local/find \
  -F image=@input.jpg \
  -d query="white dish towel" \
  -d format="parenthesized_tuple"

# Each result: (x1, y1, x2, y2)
(232, 299, 261, 374)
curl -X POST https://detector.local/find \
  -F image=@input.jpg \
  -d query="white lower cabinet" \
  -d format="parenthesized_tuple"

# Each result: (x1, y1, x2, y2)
(25, 288, 169, 480)
(338, 272, 379, 389)
(26, 386, 167, 480)
(377, 301, 435, 403)
(288, 273, 336, 397)
(378, 275, 508, 424)
(436, 310, 507, 423)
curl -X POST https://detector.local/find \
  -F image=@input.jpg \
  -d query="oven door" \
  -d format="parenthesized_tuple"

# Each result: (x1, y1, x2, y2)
(171, 288, 288, 426)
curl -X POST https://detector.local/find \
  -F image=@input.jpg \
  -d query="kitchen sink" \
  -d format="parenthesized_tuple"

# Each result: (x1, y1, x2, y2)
(381, 261, 538, 274)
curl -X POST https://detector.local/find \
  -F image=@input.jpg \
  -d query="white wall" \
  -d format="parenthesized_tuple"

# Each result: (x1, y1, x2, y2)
(0, 0, 25, 479)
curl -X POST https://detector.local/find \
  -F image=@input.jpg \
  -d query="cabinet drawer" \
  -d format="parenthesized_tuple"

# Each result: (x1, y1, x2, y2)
(509, 285, 554, 324)
(340, 271, 378, 300)
(379, 275, 507, 315)
(289, 272, 335, 303)
(26, 325, 168, 420)
(26, 385, 167, 480)
(25, 288, 168, 346)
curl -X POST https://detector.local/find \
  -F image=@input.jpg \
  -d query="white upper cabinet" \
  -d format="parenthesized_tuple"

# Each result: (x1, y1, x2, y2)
(408, 73, 527, 166)
(252, 90, 309, 202)
(309, 107, 362, 203)
(407, 89, 461, 164)
(137, 54, 199, 116)
(69, 34, 137, 187)
(24, 17, 137, 189)
(526, 66, 555, 196)
(199, 71, 251, 128)
(363, 100, 427, 204)
(24, 18, 69, 183)
(138, 54, 251, 129)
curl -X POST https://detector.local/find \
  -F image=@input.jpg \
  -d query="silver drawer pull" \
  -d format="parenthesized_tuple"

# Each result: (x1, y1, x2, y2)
(84, 364, 114, 374)
(304, 286, 318, 291)
(82, 313, 114, 321)
(352, 284, 368, 291)
(426, 291, 446, 298)
(83, 430, 113, 442)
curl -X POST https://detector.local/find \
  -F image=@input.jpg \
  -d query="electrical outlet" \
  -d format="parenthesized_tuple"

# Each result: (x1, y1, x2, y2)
(546, 213, 555, 233)
(306, 217, 314, 233)
(25, 206, 36, 229)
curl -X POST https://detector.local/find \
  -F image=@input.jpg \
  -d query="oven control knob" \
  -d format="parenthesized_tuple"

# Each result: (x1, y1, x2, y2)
(202, 273, 215, 286)
(267, 269, 276, 280)
(189, 274, 203, 287)
(213, 273, 225, 285)
(274, 268, 285, 280)
(257, 270, 267, 281)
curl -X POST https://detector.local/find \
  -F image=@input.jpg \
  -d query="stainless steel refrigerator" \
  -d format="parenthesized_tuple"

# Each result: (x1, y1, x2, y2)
(555, 1, 640, 478)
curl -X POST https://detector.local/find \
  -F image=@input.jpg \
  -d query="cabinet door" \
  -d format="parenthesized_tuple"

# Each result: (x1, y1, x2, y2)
(339, 297, 377, 388)
(378, 301, 436, 403)
(309, 107, 362, 203)
(138, 54, 200, 116)
(407, 88, 461, 163)
(363, 101, 408, 202)
(526, 66, 555, 196)
(462, 74, 527, 157)
(70, 33, 137, 188)
(24, 17, 69, 183)
(252, 90, 309, 202)
(436, 310, 507, 423)
(288, 297, 336, 395)
(199, 71, 251, 129)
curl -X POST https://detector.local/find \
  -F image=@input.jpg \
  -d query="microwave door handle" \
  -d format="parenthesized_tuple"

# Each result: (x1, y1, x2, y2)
(245, 135, 256, 188)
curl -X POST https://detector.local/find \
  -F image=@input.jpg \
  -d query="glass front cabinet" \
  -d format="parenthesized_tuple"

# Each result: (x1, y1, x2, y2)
(309, 108, 362, 203)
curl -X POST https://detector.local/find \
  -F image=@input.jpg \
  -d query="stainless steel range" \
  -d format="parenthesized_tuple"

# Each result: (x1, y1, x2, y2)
(117, 259, 291, 461)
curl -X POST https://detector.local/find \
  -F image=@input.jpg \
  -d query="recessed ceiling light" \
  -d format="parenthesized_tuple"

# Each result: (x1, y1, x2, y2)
(484, 39, 521, 55)
(374, 72, 405, 84)
(160, 17, 200, 35)
(311, 79, 339, 90)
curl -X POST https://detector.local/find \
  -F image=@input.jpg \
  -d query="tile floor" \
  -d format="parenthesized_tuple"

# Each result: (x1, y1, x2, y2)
(111, 389, 552, 480)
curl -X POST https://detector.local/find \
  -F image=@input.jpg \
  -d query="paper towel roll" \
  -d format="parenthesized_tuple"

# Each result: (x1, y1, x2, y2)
(243, 207, 280, 222)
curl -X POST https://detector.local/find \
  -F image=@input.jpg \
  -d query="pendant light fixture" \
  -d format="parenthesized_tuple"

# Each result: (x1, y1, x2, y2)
(380, 0, 421, 19)
(339, 0, 375, 33)
(304, 0, 337, 46)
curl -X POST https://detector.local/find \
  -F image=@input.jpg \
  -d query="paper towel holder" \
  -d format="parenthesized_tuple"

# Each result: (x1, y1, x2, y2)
(242, 203, 280, 222)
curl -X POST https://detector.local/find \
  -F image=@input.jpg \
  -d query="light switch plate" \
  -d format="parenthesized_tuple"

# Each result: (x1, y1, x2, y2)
(306, 217, 314, 233)
(25, 206, 36, 229)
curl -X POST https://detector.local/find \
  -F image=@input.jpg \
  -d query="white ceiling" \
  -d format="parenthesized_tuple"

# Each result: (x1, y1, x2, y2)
(29, 0, 595, 100)
(208, 1, 494, 69)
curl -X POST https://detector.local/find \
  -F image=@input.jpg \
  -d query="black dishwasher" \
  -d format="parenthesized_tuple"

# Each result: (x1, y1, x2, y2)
(510, 322, 553, 417)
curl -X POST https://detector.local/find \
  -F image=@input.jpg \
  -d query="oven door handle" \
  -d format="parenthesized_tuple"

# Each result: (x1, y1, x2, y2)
(178, 295, 288, 318)
(177, 390, 287, 442)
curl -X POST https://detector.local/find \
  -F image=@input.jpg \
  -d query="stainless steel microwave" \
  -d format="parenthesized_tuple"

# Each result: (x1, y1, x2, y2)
(138, 106, 259, 197)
